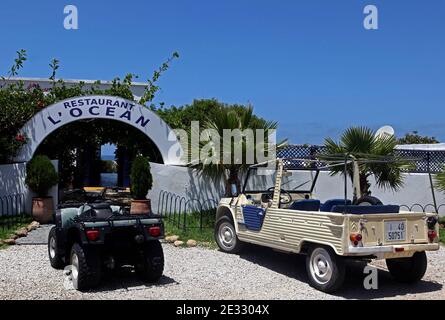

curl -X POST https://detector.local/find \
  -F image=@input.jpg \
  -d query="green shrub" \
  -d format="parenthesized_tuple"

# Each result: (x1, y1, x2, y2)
(100, 160, 117, 173)
(25, 155, 59, 197)
(130, 155, 153, 200)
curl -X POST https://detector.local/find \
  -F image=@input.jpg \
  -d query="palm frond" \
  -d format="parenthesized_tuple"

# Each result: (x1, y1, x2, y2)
(322, 126, 406, 192)
(434, 166, 445, 193)
(341, 126, 376, 153)
(187, 104, 285, 195)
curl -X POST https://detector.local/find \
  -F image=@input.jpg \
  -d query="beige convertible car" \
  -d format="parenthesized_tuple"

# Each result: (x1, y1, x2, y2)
(214, 158, 440, 293)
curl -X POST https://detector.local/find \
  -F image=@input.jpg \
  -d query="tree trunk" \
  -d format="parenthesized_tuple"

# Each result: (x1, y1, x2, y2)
(360, 174, 371, 196)
(225, 168, 241, 197)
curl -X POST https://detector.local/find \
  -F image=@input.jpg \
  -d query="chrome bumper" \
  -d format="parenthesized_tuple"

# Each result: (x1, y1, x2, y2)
(346, 243, 440, 255)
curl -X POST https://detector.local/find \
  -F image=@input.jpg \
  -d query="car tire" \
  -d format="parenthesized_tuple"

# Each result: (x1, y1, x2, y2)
(305, 245, 345, 293)
(70, 243, 102, 290)
(355, 195, 383, 206)
(48, 226, 65, 269)
(135, 240, 164, 282)
(215, 216, 243, 254)
(386, 251, 427, 283)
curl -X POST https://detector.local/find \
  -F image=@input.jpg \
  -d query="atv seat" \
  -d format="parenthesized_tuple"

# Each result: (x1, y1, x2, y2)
(83, 203, 114, 219)
(331, 205, 400, 214)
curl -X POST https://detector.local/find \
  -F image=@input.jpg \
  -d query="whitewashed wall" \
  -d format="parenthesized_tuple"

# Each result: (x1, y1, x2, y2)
(148, 163, 445, 216)
(148, 162, 225, 214)
(313, 172, 445, 215)
(1, 161, 443, 217)
(0, 161, 59, 215)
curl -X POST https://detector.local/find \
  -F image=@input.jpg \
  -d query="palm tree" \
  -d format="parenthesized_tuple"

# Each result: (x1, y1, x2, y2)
(190, 105, 285, 197)
(323, 126, 407, 196)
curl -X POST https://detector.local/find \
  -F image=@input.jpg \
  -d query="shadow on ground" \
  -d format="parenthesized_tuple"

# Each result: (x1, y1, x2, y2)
(87, 267, 178, 293)
(238, 244, 442, 299)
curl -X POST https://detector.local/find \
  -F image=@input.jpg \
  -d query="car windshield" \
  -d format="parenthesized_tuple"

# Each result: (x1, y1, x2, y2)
(243, 167, 319, 193)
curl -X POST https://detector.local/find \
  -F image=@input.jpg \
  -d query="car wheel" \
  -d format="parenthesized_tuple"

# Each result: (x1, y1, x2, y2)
(305, 246, 345, 293)
(135, 240, 164, 282)
(386, 251, 427, 283)
(215, 216, 243, 254)
(70, 243, 102, 290)
(355, 196, 383, 206)
(48, 226, 65, 269)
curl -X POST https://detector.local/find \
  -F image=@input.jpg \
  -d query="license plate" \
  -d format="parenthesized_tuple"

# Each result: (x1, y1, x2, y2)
(385, 220, 406, 242)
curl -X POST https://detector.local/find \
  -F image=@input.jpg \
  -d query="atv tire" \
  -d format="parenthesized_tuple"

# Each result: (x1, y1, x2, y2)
(48, 226, 65, 269)
(70, 243, 102, 290)
(135, 240, 164, 282)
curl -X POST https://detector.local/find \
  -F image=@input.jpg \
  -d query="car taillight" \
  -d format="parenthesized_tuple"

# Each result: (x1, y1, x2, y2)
(147, 226, 161, 237)
(350, 233, 362, 246)
(428, 230, 437, 242)
(86, 229, 100, 241)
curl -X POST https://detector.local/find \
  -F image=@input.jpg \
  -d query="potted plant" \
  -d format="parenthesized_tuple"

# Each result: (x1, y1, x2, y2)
(25, 155, 59, 223)
(130, 155, 153, 214)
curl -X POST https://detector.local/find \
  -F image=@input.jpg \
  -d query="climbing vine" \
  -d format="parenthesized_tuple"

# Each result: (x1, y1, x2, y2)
(0, 50, 179, 163)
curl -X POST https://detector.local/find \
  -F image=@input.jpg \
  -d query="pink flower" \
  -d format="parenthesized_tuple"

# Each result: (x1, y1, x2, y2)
(15, 134, 25, 142)
(27, 83, 40, 90)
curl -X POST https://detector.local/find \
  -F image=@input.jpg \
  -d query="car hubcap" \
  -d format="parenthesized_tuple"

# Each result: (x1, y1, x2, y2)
(309, 248, 333, 285)
(317, 260, 328, 273)
(49, 237, 56, 259)
(218, 222, 235, 249)
(71, 253, 79, 281)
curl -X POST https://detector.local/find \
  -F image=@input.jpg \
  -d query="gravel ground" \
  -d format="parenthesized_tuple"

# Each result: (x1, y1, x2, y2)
(0, 238, 444, 300)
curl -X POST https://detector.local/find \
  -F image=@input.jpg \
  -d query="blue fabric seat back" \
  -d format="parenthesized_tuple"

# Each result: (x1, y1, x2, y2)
(331, 205, 400, 214)
(242, 205, 266, 231)
(320, 199, 351, 212)
(288, 199, 321, 211)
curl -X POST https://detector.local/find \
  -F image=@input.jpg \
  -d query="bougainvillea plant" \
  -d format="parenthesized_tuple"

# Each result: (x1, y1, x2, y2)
(0, 49, 179, 164)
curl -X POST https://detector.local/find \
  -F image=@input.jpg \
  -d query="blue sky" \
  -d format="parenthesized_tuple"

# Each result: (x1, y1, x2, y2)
(1, 0, 444, 154)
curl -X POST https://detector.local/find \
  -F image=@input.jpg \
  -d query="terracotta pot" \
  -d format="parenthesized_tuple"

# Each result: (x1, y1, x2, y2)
(32, 197, 54, 224)
(130, 199, 151, 215)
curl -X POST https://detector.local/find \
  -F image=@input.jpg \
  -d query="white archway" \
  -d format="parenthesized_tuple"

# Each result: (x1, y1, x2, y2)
(14, 95, 184, 165)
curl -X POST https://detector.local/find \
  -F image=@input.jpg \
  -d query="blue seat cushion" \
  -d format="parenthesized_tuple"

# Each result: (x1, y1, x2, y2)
(289, 199, 321, 211)
(242, 205, 266, 231)
(320, 199, 352, 212)
(331, 205, 400, 214)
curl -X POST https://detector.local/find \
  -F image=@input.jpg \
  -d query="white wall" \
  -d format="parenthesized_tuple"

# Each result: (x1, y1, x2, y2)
(148, 162, 225, 214)
(313, 171, 445, 215)
(148, 164, 445, 216)
(2, 160, 443, 217)
(0, 161, 59, 215)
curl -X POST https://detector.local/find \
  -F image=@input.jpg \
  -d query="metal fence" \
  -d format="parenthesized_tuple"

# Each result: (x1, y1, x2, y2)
(157, 190, 217, 231)
(0, 193, 29, 231)
(278, 145, 445, 173)
(399, 203, 445, 215)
